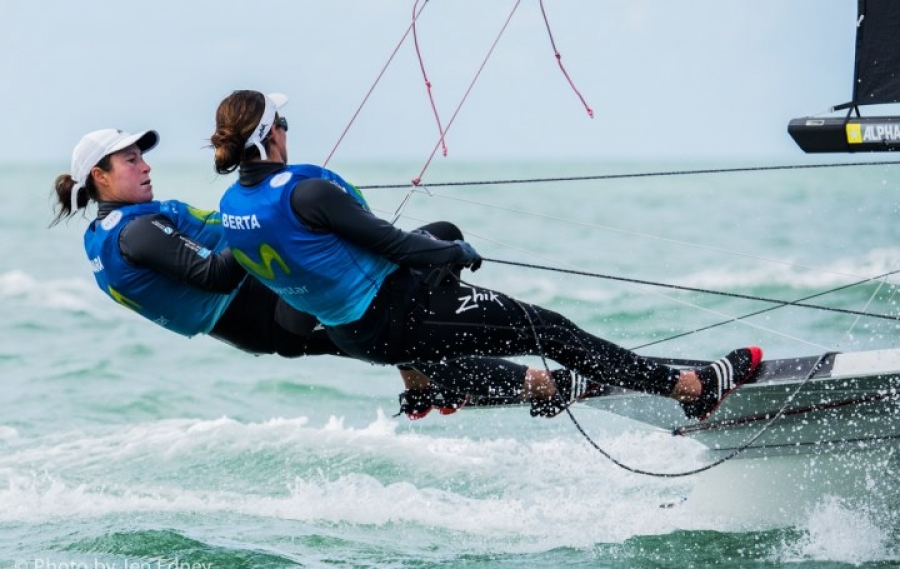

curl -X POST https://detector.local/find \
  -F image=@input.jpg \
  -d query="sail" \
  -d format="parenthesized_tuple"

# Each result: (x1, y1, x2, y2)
(851, 0, 900, 106)
(788, 0, 900, 153)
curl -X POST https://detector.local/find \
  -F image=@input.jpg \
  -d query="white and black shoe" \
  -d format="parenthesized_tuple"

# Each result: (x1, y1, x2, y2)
(530, 369, 607, 418)
(681, 346, 763, 421)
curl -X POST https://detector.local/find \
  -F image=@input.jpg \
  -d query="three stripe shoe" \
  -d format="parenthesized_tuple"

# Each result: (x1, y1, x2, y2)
(681, 346, 763, 421)
(530, 369, 607, 418)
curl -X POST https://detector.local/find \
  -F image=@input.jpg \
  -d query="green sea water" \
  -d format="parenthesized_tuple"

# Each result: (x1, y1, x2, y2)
(2, 158, 900, 567)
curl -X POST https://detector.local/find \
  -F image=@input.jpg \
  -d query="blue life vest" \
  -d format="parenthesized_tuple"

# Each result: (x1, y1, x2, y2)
(84, 200, 239, 337)
(219, 164, 397, 326)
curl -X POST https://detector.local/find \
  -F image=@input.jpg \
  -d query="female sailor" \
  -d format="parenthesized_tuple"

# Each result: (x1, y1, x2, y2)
(210, 90, 763, 421)
(51, 128, 582, 419)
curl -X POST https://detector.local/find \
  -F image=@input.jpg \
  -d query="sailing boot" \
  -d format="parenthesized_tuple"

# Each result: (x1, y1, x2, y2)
(396, 385, 470, 420)
(530, 369, 607, 418)
(681, 346, 763, 421)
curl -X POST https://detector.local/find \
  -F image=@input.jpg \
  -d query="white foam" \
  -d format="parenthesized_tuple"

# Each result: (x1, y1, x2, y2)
(0, 269, 108, 315)
(774, 495, 896, 565)
(0, 426, 20, 442)
(0, 412, 704, 550)
(0, 411, 893, 559)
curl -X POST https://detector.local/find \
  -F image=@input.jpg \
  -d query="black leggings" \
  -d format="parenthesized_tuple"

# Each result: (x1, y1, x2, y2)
(210, 276, 344, 358)
(328, 269, 680, 396)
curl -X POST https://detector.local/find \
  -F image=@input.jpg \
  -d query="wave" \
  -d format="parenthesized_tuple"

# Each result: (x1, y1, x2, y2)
(0, 413, 694, 542)
(773, 496, 896, 565)
(67, 529, 297, 569)
(0, 411, 896, 564)
(679, 247, 900, 290)
(0, 269, 109, 317)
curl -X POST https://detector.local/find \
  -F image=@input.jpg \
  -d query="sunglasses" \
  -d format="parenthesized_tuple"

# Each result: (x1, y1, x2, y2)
(275, 116, 289, 132)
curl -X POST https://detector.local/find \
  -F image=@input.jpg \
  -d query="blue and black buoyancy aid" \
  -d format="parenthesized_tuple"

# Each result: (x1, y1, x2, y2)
(219, 164, 397, 326)
(84, 200, 239, 337)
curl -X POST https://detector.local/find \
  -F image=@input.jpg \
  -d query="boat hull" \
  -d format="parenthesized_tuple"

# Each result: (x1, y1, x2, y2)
(584, 348, 900, 459)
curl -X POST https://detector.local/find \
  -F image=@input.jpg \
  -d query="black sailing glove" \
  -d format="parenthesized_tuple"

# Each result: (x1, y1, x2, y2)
(453, 240, 482, 272)
(396, 385, 470, 420)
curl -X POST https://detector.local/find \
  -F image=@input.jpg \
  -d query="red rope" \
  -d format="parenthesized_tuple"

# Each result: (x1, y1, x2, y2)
(412, 0, 522, 186)
(412, 0, 448, 157)
(323, 1, 430, 166)
(539, 0, 594, 118)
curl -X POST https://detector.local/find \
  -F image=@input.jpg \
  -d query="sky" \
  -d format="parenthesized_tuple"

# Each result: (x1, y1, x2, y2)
(0, 0, 871, 168)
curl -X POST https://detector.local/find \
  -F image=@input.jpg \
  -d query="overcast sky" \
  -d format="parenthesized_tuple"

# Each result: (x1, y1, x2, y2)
(0, 1, 869, 167)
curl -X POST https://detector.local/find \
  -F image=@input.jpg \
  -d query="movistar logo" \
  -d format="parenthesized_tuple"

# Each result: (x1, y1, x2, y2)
(233, 244, 290, 280)
(108, 285, 141, 311)
(346, 182, 370, 210)
(186, 205, 221, 225)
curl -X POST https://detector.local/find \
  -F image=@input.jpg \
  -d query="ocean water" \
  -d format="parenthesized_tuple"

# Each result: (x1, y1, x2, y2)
(3, 157, 900, 568)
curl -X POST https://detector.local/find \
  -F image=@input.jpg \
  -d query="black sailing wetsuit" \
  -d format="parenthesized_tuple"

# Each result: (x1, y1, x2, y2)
(236, 164, 680, 397)
(100, 200, 528, 397)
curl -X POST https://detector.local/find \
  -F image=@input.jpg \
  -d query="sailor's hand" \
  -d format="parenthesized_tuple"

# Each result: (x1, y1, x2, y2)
(396, 385, 469, 419)
(453, 240, 482, 272)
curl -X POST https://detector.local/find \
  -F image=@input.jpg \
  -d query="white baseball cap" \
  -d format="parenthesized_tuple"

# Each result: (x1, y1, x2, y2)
(244, 92, 288, 160)
(71, 128, 159, 195)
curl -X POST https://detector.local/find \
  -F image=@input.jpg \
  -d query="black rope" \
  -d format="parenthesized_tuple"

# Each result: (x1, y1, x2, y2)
(522, 315, 841, 477)
(358, 160, 900, 190)
(483, 251, 898, 475)
(499, 281, 732, 477)
(485, 257, 900, 322)
(560, 403, 758, 478)
(584, 351, 838, 478)
(373, 159, 900, 474)
(510, 289, 770, 477)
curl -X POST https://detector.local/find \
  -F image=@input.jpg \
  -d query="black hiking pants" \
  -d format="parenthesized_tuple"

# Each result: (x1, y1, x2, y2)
(327, 268, 680, 396)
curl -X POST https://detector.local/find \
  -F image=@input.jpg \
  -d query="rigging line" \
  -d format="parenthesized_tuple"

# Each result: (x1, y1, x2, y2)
(632, 268, 900, 351)
(378, 205, 827, 349)
(564, 400, 775, 477)
(501, 293, 717, 478)
(629, 287, 828, 350)
(565, 350, 837, 478)
(676, 391, 899, 437)
(483, 257, 900, 322)
(406, 188, 879, 281)
(412, 0, 448, 157)
(323, 0, 430, 167)
(538, 0, 593, 118)
(649, 352, 836, 476)
(388, 184, 431, 225)
(411, 0, 522, 186)
(360, 159, 900, 189)
(470, 255, 825, 477)
(837, 256, 900, 350)
(380, 194, 895, 348)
